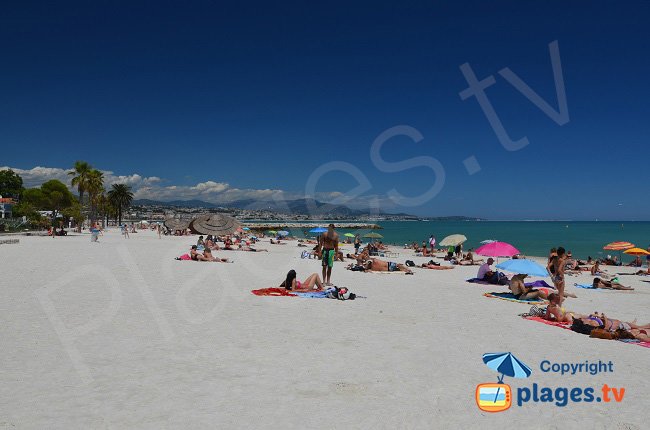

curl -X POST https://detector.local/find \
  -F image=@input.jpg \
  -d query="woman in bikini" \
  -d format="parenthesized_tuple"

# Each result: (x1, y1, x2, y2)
(592, 277, 634, 290)
(280, 270, 324, 292)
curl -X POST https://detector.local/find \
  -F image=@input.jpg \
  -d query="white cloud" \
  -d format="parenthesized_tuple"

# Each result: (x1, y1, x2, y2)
(0, 165, 395, 211)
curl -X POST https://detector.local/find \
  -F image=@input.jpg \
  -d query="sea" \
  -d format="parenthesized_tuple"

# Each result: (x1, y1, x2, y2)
(266, 221, 650, 261)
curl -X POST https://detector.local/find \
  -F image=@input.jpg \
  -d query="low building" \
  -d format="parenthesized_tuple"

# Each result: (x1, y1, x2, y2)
(0, 197, 15, 219)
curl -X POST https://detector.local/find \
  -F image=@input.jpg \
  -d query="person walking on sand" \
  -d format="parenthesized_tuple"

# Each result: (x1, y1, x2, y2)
(551, 247, 567, 304)
(429, 235, 435, 250)
(354, 234, 361, 255)
(320, 223, 339, 286)
(157, 223, 162, 239)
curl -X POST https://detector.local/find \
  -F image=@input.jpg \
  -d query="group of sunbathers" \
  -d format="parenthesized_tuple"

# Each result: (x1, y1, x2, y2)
(541, 293, 650, 342)
(197, 234, 268, 252)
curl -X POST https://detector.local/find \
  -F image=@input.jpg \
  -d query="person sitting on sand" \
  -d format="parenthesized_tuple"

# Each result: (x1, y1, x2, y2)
(280, 270, 323, 291)
(592, 277, 633, 290)
(477, 258, 495, 280)
(201, 247, 230, 262)
(626, 256, 642, 267)
(510, 275, 577, 301)
(544, 293, 576, 323)
(363, 258, 413, 274)
(197, 235, 205, 247)
(509, 274, 541, 300)
(190, 245, 202, 261)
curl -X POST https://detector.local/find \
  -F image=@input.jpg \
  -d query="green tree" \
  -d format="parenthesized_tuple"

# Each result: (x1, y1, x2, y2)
(86, 169, 104, 222)
(22, 180, 76, 224)
(0, 169, 23, 199)
(68, 161, 92, 204)
(107, 183, 134, 225)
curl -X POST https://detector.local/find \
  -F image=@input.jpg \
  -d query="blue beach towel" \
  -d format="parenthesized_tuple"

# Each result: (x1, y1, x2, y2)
(574, 283, 599, 290)
(293, 291, 329, 298)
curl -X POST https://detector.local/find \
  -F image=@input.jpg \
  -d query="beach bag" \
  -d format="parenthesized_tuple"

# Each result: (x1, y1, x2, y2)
(405, 260, 415, 267)
(571, 318, 598, 335)
(327, 286, 356, 300)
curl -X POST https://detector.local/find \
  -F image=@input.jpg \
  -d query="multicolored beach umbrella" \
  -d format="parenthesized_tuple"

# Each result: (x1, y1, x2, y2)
(603, 241, 635, 251)
(475, 241, 520, 258)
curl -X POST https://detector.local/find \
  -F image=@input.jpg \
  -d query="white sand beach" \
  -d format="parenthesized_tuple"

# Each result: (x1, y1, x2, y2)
(1, 229, 649, 429)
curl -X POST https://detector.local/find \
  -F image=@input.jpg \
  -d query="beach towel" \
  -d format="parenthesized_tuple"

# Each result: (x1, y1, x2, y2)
(293, 291, 330, 298)
(251, 288, 297, 297)
(525, 280, 555, 289)
(421, 266, 454, 270)
(176, 254, 191, 261)
(483, 292, 546, 304)
(523, 316, 650, 349)
(574, 283, 599, 290)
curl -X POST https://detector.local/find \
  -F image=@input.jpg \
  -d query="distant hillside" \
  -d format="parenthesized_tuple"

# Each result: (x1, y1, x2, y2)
(133, 198, 377, 216)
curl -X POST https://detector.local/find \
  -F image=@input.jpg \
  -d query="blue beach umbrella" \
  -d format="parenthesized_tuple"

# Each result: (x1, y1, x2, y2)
(482, 352, 532, 402)
(495, 259, 548, 277)
(242, 227, 250, 231)
(310, 227, 327, 233)
(277, 230, 289, 236)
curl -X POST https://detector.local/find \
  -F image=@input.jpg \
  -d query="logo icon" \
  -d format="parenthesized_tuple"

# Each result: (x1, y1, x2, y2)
(476, 352, 532, 413)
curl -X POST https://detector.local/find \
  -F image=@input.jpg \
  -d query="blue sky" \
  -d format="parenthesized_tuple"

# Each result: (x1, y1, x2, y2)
(1, 1, 649, 219)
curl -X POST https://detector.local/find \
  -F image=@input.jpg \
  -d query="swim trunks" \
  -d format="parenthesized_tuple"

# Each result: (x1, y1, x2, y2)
(388, 262, 398, 272)
(322, 249, 335, 268)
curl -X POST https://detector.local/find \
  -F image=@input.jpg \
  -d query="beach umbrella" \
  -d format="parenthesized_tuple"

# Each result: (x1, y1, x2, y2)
(480, 239, 497, 244)
(242, 227, 250, 231)
(310, 227, 327, 233)
(164, 217, 190, 232)
(603, 241, 634, 251)
(277, 230, 289, 236)
(140, 220, 149, 224)
(475, 241, 520, 258)
(439, 234, 467, 247)
(344, 233, 355, 238)
(495, 259, 548, 277)
(623, 247, 650, 256)
(190, 213, 240, 235)
(603, 241, 635, 264)
(482, 352, 532, 402)
(267, 230, 277, 235)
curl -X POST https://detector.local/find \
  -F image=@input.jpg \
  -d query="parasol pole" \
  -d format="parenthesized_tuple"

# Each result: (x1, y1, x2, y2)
(493, 374, 505, 403)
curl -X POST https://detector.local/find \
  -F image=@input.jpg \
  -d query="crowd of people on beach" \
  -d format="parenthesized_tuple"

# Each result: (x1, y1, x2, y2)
(114, 220, 650, 344)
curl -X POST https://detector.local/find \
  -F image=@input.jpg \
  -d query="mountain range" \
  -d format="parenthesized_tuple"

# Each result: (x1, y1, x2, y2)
(132, 198, 400, 217)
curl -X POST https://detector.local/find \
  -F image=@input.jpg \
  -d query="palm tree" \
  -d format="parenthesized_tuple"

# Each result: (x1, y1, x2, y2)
(68, 161, 92, 205)
(86, 169, 104, 223)
(107, 184, 134, 226)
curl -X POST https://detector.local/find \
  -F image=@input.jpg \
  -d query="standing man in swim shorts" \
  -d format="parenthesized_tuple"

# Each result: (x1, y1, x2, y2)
(552, 247, 567, 304)
(320, 223, 339, 286)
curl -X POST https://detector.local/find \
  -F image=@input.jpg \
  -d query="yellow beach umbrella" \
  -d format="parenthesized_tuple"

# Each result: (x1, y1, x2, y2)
(623, 247, 650, 256)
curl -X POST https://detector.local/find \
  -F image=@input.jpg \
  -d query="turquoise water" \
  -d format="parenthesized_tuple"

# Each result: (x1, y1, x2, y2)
(370, 221, 650, 260)
(272, 221, 650, 261)
(246, 221, 650, 262)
